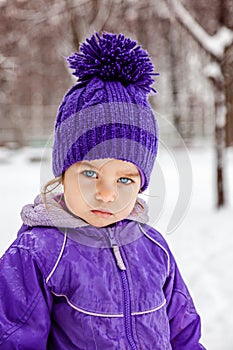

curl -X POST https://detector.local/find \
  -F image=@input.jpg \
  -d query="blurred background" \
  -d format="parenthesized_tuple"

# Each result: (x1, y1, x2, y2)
(0, 0, 233, 349)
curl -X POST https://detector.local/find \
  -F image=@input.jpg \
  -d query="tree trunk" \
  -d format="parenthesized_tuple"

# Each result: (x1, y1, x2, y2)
(213, 74, 226, 207)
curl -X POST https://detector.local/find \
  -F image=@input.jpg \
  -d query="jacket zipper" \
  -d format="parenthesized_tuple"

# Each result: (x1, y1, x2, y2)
(106, 227, 138, 350)
(121, 269, 137, 350)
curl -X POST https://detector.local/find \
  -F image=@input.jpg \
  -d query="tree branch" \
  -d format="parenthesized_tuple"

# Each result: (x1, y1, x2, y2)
(167, 0, 233, 60)
(89, 0, 113, 33)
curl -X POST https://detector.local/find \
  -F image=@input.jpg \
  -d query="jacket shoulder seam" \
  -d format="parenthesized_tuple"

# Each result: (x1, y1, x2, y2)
(11, 242, 51, 279)
(14, 228, 67, 279)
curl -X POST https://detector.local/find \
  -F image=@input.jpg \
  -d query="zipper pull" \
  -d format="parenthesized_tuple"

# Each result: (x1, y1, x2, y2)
(112, 244, 126, 270)
(105, 227, 126, 270)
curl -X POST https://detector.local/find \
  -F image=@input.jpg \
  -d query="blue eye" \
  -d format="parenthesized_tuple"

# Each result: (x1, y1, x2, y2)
(83, 170, 97, 178)
(119, 177, 132, 184)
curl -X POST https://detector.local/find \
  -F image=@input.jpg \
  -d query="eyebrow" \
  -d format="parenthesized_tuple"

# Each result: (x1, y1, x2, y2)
(79, 161, 139, 177)
(117, 172, 139, 178)
(78, 161, 99, 170)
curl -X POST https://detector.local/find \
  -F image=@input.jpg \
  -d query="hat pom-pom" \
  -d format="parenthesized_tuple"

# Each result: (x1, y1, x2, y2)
(67, 32, 159, 94)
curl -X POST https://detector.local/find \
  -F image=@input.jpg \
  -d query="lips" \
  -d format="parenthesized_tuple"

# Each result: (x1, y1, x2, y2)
(91, 209, 113, 218)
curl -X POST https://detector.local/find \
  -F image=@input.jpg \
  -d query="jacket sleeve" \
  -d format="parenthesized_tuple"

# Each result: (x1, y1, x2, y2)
(164, 253, 206, 350)
(0, 243, 53, 349)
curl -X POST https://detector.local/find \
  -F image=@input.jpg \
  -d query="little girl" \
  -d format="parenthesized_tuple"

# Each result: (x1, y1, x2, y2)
(0, 32, 205, 349)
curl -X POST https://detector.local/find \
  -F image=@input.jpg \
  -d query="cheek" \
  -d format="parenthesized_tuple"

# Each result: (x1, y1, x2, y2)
(76, 177, 96, 204)
(116, 185, 139, 208)
(118, 183, 139, 197)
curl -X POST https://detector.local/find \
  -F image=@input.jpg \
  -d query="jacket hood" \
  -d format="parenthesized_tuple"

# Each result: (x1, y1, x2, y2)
(20, 193, 149, 229)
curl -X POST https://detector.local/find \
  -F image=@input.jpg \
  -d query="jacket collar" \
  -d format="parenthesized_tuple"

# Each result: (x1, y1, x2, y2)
(21, 193, 149, 229)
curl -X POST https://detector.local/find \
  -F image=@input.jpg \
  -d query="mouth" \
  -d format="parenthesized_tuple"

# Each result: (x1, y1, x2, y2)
(91, 209, 113, 218)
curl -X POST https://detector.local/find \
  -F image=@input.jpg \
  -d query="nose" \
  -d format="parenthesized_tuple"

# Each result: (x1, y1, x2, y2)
(95, 182, 117, 202)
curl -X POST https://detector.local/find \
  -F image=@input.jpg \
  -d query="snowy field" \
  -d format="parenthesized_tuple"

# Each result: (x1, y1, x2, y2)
(0, 145, 232, 349)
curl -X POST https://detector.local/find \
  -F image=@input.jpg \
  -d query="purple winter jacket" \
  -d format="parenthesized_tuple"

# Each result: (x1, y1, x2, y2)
(0, 195, 205, 349)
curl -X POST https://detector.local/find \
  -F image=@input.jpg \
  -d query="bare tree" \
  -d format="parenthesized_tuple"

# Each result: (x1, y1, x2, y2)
(166, 0, 233, 208)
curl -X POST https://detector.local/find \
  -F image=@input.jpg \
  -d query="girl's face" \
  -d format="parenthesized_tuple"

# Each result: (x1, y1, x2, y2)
(63, 158, 141, 227)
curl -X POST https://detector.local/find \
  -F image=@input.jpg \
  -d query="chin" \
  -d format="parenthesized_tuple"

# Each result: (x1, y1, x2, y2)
(90, 219, 116, 228)
(89, 215, 119, 227)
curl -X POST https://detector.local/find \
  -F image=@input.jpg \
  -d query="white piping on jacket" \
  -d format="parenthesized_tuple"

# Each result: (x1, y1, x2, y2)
(51, 291, 166, 318)
(138, 224, 171, 277)
(46, 231, 67, 284)
(132, 300, 166, 315)
(51, 291, 124, 317)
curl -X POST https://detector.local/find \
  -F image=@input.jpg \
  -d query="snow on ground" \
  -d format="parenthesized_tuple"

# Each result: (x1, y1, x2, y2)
(0, 146, 232, 349)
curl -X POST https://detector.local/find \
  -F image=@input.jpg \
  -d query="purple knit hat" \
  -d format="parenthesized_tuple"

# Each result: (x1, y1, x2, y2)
(52, 32, 159, 191)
